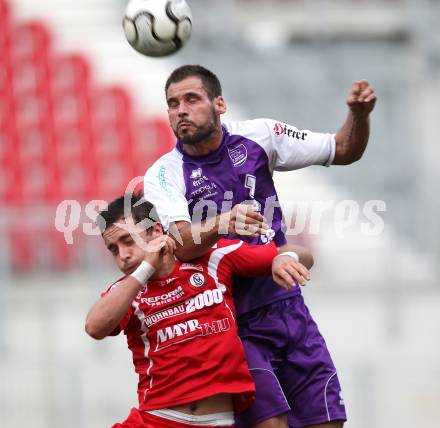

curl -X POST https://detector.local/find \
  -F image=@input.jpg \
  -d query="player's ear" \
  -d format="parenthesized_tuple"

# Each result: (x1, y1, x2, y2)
(149, 222, 164, 238)
(214, 96, 226, 115)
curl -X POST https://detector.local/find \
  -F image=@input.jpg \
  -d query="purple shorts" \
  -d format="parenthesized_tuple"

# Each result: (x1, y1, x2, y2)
(235, 296, 347, 428)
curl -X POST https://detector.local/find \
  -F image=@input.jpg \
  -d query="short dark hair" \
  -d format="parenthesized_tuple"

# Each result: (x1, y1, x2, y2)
(165, 64, 222, 99)
(97, 192, 160, 233)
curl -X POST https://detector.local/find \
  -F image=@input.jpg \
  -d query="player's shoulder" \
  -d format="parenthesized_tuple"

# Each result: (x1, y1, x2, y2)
(190, 239, 243, 264)
(144, 147, 183, 180)
(223, 118, 279, 139)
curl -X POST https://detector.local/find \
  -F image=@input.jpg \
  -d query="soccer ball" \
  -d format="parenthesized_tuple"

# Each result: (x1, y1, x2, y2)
(123, 0, 192, 57)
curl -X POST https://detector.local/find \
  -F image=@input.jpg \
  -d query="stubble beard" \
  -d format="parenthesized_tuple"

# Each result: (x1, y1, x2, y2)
(174, 109, 218, 146)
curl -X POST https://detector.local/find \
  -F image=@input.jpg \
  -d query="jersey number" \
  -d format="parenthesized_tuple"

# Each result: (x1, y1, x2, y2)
(244, 174, 261, 211)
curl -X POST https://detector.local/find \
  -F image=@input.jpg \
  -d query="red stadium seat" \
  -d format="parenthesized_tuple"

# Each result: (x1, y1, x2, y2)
(49, 53, 90, 94)
(0, 0, 11, 27)
(8, 225, 35, 271)
(8, 20, 51, 63)
(91, 86, 133, 125)
(50, 88, 91, 128)
(91, 120, 133, 161)
(16, 122, 53, 166)
(55, 158, 93, 201)
(10, 57, 50, 95)
(53, 122, 92, 162)
(132, 118, 175, 173)
(17, 157, 57, 202)
(0, 3, 185, 270)
(13, 90, 52, 126)
(91, 159, 133, 201)
(0, 92, 15, 130)
(0, 128, 19, 203)
(49, 228, 76, 270)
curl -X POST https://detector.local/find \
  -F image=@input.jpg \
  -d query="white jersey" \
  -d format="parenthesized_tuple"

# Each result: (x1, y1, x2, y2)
(144, 118, 335, 314)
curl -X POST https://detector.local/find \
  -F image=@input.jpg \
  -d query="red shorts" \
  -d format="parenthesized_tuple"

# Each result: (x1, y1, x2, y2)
(112, 407, 235, 428)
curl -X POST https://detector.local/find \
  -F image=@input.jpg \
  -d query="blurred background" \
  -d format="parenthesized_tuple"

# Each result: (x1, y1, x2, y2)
(0, 0, 439, 427)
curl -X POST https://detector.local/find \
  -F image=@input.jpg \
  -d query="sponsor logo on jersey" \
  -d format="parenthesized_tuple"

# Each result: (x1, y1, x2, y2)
(155, 317, 231, 350)
(157, 166, 176, 203)
(140, 286, 185, 307)
(189, 273, 205, 288)
(190, 167, 202, 179)
(159, 277, 179, 287)
(192, 175, 210, 187)
(273, 122, 308, 141)
(190, 182, 218, 198)
(179, 263, 204, 272)
(228, 144, 247, 167)
(186, 289, 224, 314)
(145, 303, 186, 327)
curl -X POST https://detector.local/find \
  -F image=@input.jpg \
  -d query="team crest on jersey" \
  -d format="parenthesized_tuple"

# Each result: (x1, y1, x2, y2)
(190, 168, 202, 179)
(189, 273, 205, 288)
(228, 144, 247, 167)
(180, 263, 204, 272)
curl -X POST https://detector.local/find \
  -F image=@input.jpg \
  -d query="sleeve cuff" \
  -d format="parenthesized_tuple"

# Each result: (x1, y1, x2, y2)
(323, 133, 336, 167)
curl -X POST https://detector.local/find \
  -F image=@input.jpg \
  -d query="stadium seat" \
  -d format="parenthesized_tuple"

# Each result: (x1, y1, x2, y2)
(49, 53, 91, 94)
(91, 159, 133, 201)
(91, 86, 133, 125)
(0, 3, 179, 270)
(57, 160, 92, 201)
(132, 118, 175, 174)
(0, 0, 11, 28)
(53, 122, 92, 162)
(8, 21, 51, 63)
(49, 228, 76, 270)
(0, 131, 19, 203)
(8, 225, 35, 272)
(0, 91, 14, 130)
(50, 88, 91, 128)
(10, 57, 50, 95)
(92, 120, 133, 161)
(13, 89, 52, 126)
(16, 122, 53, 164)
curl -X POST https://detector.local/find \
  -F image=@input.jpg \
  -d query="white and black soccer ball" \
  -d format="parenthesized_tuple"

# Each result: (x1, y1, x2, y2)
(123, 0, 192, 57)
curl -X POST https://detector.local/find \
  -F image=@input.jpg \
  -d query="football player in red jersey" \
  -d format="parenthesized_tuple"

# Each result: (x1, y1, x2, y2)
(85, 193, 313, 428)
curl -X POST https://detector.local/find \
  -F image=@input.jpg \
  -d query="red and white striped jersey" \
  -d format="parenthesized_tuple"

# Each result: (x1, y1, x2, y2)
(102, 239, 278, 413)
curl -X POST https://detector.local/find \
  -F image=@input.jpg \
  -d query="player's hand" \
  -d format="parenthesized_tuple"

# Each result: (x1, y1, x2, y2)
(224, 203, 269, 237)
(347, 80, 376, 117)
(143, 235, 176, 269)
(272, 255, 310, 290)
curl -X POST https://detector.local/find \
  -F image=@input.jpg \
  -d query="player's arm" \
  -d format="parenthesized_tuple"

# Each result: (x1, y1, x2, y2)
(333, 80, 377, 165)
(85, 236, 174, 340)
(272, 243, 313, 290)
(144, 161, 267, 261)
(85, 276, 143, 340)
(223, 241, 312, 290)
(171, 204, 268, 261)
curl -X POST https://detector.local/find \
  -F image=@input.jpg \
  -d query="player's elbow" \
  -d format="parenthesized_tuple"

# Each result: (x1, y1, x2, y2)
(346, 151, 363, 164)
(174, 245, 196, 262)
(301, 252, 314, 270)
(333, 146, 364, 165)
(85, 318, 107, 340)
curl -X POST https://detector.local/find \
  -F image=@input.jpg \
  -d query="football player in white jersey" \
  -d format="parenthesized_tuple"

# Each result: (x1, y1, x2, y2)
(143, 65, 376, 428)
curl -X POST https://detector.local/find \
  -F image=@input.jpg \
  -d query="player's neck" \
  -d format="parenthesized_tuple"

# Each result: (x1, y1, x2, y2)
(151, 253, 176, 279)
(182, 127, 223, 157)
